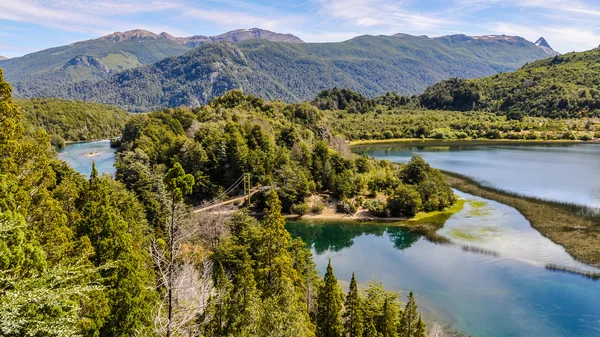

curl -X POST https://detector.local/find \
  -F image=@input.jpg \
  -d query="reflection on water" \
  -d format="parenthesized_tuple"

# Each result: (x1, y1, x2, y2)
(57, 140, 116, 177)
(355, 143, 600, 208)
(286, 191, 600, 337)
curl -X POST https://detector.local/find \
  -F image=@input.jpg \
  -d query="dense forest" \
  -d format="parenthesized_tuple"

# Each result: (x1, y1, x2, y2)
(14, 34, 553, 111)
(314, 88, 598, 141)
(419, 48, 600, 119)
(1, 70, 454, 336)
(17, 98, 130, 148)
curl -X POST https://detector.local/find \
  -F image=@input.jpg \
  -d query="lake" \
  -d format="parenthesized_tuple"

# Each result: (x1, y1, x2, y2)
(354, 142, 600, 208)
(57, 140, 116, 177)
(59, 140, 600, 336)
(287, 191, 600, 337)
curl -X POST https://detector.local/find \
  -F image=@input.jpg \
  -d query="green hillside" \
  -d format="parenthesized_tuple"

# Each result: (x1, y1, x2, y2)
(16, 34, 553, 112)
(420, 48, 600, 118)
(17, 98, 130, 148)
(0, 33, 190, 93)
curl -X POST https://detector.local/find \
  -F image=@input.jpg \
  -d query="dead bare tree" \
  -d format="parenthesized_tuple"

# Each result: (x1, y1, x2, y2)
(429, 323, 446, 337)
(329, 135, 351, 157)
(194, 207, 233, 249)
(151, 203, 215, 337)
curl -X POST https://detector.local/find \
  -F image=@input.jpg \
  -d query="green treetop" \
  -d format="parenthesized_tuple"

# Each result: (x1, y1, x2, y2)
(399, 292, 421, 337)
(343, 272, 364, 337)
(316, 260, 344, 337)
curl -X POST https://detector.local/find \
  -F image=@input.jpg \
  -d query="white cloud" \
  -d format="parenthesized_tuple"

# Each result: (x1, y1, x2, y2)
(180, 8, 285, 31)
(312, 0, 449, 32)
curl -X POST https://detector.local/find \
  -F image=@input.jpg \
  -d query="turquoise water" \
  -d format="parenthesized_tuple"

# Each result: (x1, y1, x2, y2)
(57, 140, 116, 177)
(354, 143, 600, 208)
(286, 191, 600, 337)
(60, 140, 600, 336)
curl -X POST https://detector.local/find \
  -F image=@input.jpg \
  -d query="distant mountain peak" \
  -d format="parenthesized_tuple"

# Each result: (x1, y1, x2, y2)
(100, 28, 303, 46)
(535, 37, 552, 49)
(534, 37, 558, 55)
(101, 29, 159, 41)
(0, 55, 8, 61)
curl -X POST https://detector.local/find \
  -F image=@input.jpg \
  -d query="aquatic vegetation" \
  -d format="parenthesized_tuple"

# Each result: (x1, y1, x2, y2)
(448, 225, 501, 242)
(467, 199, 494, 217)
(546, 264, 600, 281)
(444, 171, 600, 267)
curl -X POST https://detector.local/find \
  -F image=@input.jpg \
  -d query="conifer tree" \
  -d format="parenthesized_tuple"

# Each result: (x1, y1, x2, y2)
(399, 292, 419, 337)
(363, 317, 378, 337)
(77, 163, 155, 336)
(343, 272, 364, 337)
(256, 189, 297, 296)
(316, 260, 344, 337)
(415, 315, 427, 337)
(380, 298, 398, 337)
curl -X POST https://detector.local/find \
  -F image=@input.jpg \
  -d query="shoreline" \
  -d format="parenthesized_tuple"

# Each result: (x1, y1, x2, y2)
(442, 171, 600, 268)
(286, 198, 466, 228)
(349, 138, 599, 147)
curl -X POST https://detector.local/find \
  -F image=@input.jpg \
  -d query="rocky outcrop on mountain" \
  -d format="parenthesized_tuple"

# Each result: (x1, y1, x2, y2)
(104, 28, 304, 47)
(534, 37, 558, 55)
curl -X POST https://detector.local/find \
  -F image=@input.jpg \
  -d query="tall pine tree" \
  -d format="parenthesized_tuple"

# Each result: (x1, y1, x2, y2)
(415, 315, 427, 337)
(380, 298, 398, 337)
(399, 292, 420, 337)
(343, 272, 364, 337)
(316, 260, 343, 337)
(255, 189, 297, 296)
(363, 317, 378, 337)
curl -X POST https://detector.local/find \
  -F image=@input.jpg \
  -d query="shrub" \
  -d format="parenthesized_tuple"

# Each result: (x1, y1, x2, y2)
(291, 203, 309, 216)
(364, 199, 388, 217)
(50, 134, 66, 149)
(336, 199, 357, 215)
(310, 198, 325, 215)
(354, 195, 365, 207)
(387, 185, 422, 217)
(580, 133, 593, 141)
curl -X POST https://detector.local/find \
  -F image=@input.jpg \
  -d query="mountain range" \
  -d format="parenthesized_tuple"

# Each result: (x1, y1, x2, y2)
(0, 29, 557, 111)
(0, 56, 7, 60)
(0, 28, 301, 91)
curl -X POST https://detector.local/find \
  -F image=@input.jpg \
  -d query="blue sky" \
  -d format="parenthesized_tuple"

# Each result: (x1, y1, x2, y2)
(1, 0, 600, 58)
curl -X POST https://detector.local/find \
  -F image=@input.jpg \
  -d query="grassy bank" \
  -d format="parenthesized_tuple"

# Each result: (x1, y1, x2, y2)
(443, 171, 600, 267)
(349, 138, 597, 147)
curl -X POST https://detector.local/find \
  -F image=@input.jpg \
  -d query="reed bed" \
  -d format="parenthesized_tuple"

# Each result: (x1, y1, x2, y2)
(443, 171, 600, 267)
(546, 264, 600, 281)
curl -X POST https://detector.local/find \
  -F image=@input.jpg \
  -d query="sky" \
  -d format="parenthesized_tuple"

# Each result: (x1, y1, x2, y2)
(1, 0, 600, 58)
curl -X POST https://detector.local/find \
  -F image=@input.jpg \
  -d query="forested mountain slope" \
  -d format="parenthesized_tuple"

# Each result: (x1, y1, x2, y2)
(0, 28, 302, 96)
(11, 34, 553, 112)
(16, 98, 130, 147)
(419, 48, 600, 118)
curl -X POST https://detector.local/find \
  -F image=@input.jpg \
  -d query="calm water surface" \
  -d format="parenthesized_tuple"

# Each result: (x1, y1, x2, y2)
(57, 140, 116, 177)
(354, 143, 600, 208)
(287, 191, 600, 337)
(60, 141, 600, 336)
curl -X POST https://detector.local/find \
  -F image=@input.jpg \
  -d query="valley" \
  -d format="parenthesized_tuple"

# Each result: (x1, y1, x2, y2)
(2, 5, 600, 336)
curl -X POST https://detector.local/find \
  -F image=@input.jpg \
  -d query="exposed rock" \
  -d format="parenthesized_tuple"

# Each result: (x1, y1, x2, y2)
(63, 55, 109, 73)
(534, 37, 559, 55)
(0, 55, 8, 61)
(102, 28, 304, 47)
(100, 29, 160, 41)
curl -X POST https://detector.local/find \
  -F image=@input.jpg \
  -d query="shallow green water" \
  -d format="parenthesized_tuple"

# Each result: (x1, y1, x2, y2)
(286, 191, 600, 337)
